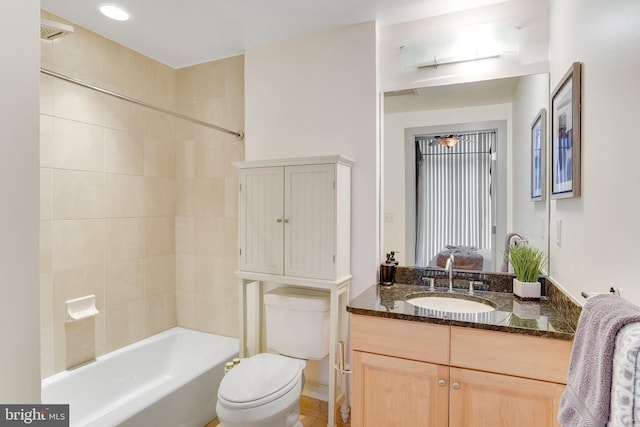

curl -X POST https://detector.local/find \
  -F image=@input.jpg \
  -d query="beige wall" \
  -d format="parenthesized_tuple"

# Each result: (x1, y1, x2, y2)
(40, 11, 244, 378)
(174, 58, 244, 337)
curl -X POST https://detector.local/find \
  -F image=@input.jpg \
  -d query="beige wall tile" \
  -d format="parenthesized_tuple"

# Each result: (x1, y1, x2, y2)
(176, 179, 195, 216)
(53, 78, 104, 126)
(52, 118, 104, 172)
(195, 178, 226, 218)
(40, 74, 54, 116)
(195, 139, 230, 178)
(176, 290, 196, 328)
(52, 219, 104, 271)
(145, 59, 176, 110)
(103, 39, 146, 97)
(51, 25, 105, 82)
(224, 55, 245, 98)
(145, 216, 175, 256)
(223, 218, 239, 258)
(175, 216, 194, 254)
(195, 217, 225, 257)
(146, 292, 177, 336)
(40, 115, 53, 167)
(52, 170, 104, 219)
(176, 140, 195, 179)
(65, 317, 96, 369)
(194, 255, 226, 297)
(104, 96, 145, 135)
(225, 175, 239, 219)
(145, 177, 176, 216)
(176, 254, 195, 291)
(104, 128, 144, 176)
(105, 218, 145, 262)
(105, 259, 144, 306)
(105, 300, 146, 352)
(144, 109, 176, 139)
(41, 221, 52, 274)
(105, 174, 145, 217)
(41, 168, 52, 220)
(144, 135, 176, 178)
(145, 255, 176, 297)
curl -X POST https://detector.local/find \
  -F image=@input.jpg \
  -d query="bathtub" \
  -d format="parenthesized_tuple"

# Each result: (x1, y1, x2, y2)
(42, 327, 239, 427)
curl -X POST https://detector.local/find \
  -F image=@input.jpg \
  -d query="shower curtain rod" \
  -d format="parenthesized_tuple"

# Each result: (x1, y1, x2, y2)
(40, 68, 244, 140)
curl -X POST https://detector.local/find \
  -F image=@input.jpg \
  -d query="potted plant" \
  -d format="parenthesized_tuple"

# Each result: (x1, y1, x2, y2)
(506, 244, 547, 300)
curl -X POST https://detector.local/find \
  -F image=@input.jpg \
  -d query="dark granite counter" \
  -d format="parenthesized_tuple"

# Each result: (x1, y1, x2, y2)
(347, 283, 575, 341)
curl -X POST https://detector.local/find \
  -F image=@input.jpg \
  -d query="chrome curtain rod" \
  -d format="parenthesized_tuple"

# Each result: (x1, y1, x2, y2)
(40, 68, 244, 140)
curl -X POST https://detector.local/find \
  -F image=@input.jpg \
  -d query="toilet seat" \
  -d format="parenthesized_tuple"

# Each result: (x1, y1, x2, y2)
(218, 353, 304, 410)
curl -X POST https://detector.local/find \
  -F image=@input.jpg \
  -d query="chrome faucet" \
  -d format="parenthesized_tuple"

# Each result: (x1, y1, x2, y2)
(444, 253, 455, 292)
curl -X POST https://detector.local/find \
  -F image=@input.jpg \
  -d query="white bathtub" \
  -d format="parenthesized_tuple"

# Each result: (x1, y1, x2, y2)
(42, 327, 239, 427)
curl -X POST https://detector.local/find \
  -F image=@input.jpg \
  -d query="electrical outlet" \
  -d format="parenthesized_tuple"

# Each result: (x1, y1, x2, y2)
(384, 212, 394, 223)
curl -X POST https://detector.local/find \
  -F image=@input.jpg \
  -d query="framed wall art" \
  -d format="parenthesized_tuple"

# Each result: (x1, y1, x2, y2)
(551, 62, 581, 199)
(531, 108, 546, 201)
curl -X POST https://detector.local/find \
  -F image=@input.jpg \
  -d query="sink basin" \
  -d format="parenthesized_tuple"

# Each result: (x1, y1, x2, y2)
(406, 295, 496, 314)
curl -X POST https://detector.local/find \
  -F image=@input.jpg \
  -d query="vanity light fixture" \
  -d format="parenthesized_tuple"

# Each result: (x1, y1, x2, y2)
(402, 22, 518, 69)
(99, 4, 130, 21)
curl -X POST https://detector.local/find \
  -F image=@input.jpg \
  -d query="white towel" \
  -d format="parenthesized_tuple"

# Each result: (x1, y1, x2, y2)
(609, 323, 640, 426)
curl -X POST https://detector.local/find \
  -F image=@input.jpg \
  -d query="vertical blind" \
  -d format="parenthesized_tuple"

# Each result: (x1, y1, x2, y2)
(415, 131, 495, 267)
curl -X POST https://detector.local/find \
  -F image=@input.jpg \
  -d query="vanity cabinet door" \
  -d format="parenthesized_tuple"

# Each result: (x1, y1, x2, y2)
(448, 367, 565, 427)
(351, 350, 449, 427)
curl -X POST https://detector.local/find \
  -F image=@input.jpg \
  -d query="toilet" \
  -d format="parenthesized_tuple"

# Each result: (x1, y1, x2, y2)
(216, 287, 330, 427)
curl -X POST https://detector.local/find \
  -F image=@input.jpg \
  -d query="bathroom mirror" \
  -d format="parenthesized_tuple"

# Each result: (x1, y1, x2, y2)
(382, 73, 550, 274)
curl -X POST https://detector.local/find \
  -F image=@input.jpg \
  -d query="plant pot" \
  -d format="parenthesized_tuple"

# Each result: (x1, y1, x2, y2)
(513, 278, 541, 300)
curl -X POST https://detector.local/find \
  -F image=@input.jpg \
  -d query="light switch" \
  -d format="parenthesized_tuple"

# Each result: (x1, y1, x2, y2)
(384, 212, 394, 223)
(556, 219, 562, 246)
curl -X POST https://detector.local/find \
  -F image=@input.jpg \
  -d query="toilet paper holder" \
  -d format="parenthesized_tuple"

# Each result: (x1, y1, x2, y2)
(65, 295, 99, 323)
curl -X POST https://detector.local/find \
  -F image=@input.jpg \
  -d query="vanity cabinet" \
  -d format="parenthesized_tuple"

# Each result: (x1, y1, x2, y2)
(351, 315, 572, 427)
(236, 156, 352, 281)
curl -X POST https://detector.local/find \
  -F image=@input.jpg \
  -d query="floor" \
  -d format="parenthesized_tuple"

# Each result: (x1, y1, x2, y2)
(206, 395, 351, 427)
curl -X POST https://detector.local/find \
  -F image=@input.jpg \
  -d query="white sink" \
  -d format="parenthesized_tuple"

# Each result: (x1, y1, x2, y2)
(406, 296, 496, 314)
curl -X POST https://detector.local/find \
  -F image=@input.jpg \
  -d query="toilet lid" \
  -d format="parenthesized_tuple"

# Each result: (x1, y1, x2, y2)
(218, 353, 303, 408)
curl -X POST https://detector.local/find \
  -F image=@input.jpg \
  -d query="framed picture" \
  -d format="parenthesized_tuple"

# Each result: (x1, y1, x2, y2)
(551, 62, 581, 198)
(531, 108, 546, 201)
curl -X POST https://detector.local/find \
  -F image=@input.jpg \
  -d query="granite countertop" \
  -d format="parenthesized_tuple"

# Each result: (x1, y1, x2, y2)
(347, 283, 575, 341)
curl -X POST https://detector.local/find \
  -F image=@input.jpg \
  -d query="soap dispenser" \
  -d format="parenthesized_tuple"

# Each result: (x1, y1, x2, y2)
(380, 251, 399, 286)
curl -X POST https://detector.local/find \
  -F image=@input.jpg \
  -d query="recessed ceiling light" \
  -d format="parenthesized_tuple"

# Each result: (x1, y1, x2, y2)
(99, 4, 129, 21)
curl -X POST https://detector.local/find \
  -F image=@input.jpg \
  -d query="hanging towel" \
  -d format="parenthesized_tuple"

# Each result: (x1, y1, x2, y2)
(609, 323, 640, 426)
(558, 294, 640, 427)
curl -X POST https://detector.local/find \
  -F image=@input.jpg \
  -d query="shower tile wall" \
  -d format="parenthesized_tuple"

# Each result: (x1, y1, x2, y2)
(174, 57, 244, 338)
(39, 11, 244, 378)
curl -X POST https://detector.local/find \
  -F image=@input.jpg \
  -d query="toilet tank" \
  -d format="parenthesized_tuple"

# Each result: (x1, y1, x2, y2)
(264, 287, 330, 360)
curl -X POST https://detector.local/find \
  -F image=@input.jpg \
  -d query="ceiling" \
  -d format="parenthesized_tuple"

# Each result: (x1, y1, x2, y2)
(40, 0, 508, 69)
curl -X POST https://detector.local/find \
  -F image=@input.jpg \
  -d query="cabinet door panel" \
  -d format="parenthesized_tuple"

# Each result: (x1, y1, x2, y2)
(238, 167, 284, 274)
(352, 351, 449, 427)
(284, 164, 335, 279)
(449, 367, 565, 427)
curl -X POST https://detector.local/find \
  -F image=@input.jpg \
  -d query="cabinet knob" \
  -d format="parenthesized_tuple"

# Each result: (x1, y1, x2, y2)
(283, 218, 289, 223)
(452, 382, 460, 390)
(438, 379, 446, 387)
(276, 218, 283, 223)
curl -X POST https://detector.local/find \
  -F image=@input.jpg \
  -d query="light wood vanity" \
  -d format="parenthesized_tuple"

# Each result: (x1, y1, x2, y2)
(350, 313, 572, 427)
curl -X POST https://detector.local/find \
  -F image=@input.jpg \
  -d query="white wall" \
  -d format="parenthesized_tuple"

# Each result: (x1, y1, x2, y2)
(245, 21, 379, 299)
(511, 73, 549, 263)
(549, 0, 640, 304)
(383, 103, 512, 266)
(0, 0, 41, 402)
